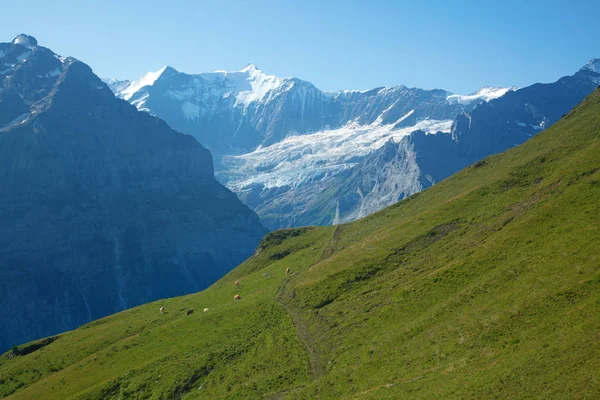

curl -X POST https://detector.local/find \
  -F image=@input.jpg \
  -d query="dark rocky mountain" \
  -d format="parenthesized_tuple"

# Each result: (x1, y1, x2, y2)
(0, 35, 266, 352)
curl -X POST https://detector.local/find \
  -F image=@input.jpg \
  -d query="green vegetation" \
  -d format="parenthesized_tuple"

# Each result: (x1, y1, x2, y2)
(2, 90, 600, 399)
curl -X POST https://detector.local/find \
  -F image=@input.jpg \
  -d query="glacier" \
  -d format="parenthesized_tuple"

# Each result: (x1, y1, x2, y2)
(222, 116, 453, 192)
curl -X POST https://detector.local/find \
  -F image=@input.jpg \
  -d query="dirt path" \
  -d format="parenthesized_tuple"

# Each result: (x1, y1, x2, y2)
(270, 234, 340, 399)
(268, 285, 325, 400)
(285, 301, 326, 380)
(276, 279, 326, 380)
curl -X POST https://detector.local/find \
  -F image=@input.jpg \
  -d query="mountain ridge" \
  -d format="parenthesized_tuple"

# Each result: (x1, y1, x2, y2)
(108, 58, 600, 229)
(107, 63, 502, 152)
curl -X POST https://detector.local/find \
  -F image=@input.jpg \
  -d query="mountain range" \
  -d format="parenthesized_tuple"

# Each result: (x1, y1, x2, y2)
(3, 85, 599, 399)
(0, 35, 266, 353)
(108, 59, 600, 229)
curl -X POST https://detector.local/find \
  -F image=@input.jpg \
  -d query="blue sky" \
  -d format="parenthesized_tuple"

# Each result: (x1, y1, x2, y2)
(1, 0, 598, 93)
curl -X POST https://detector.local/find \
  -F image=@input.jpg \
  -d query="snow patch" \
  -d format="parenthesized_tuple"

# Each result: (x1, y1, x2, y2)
(447, 86, 515, 105)
(583, 58, 600, 74)
(395, 109, 414, 124)
(131, 93, 149, 109)
(337, 88, 374, 94)
(12, 34, 37, 49)
(1, 113, 28, 130)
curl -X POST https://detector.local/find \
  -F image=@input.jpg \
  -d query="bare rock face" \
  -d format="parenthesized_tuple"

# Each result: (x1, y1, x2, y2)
(0, 36, 266, 352)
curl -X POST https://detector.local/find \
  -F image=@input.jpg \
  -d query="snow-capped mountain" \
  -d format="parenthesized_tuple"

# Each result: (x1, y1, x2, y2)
(273, 60, 600, 227)
(582, 58, 600, 75)
(110, 64, 501, 153)
(110, 64, 512, 228)
(109, 60, 598, 229)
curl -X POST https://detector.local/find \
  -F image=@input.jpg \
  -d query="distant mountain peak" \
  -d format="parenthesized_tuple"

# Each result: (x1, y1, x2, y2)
(582, 58, 600, 74)
(12, 34, 38, 49)
(240, 63, 259, 73)
(119, 65, 173, 101)
(112, 62, 290, 111)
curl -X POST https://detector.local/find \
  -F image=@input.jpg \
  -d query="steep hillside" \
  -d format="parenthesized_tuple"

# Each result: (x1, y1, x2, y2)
(2, 89, 599, 399)
(0, 35, 266, 354)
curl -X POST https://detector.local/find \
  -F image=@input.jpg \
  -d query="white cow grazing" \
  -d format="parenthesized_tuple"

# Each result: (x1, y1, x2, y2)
(203, 308, 209, 312)
(160, 307, 165, 314)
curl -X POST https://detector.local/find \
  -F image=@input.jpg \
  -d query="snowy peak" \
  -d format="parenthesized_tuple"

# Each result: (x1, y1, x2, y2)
(12, 34, 38, 49)
(446, 86, 516, 105)
(475, 86, 516, 97)
(240, 63, 259, 73)
(114, 63, 289, 109)
(1, 35, 38, 64)
(231, 64, 286, 106)
(119, 65, 175, 101)
(582, 58, 600, 74)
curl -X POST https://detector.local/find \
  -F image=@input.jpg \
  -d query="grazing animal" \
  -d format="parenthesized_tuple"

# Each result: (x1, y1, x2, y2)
(160, 307, 165, 314)
(234, 280, 239, 286)
(234, 294, 241, 301)
(203, 308, 209, 312)
(286, 267, 291, 275)
(186, 309, 194, 316)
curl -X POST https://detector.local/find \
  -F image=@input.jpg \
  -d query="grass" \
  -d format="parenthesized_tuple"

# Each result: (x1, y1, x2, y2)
(1, 89, 600, 399)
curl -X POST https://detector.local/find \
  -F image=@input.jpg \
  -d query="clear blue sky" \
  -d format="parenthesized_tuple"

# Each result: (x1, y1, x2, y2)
(1, 0, 598, 93)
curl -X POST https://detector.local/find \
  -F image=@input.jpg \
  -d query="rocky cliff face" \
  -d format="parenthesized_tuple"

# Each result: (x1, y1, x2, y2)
(0, 35, 266, 352)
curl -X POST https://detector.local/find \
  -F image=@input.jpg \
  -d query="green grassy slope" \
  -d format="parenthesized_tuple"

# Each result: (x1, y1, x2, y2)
(2, 89, 600, 399)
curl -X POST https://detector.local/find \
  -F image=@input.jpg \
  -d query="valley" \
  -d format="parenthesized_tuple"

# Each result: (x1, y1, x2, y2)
(2, 87, 599, 399)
